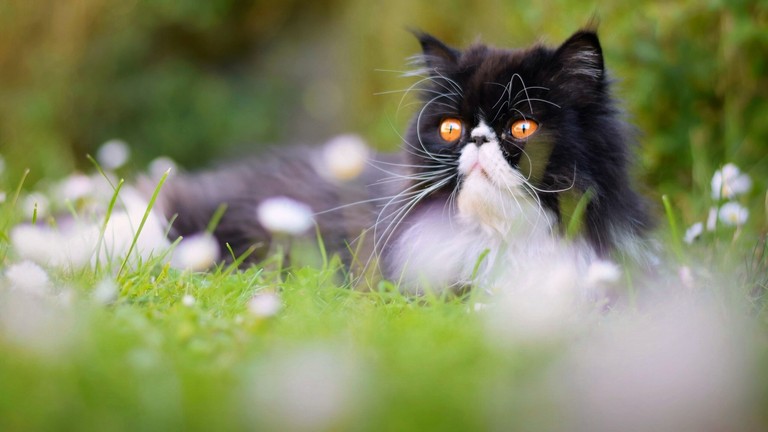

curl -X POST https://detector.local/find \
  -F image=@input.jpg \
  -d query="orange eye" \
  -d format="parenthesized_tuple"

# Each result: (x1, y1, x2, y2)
(510, 119, 539, 140)
(439, 118, 463, 142)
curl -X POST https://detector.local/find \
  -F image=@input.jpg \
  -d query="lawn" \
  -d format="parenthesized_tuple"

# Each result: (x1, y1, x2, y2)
(0, 148, 766, 431)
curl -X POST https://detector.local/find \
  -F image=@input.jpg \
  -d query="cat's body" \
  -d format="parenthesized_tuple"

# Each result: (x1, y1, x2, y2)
(157, 29, 653, 292)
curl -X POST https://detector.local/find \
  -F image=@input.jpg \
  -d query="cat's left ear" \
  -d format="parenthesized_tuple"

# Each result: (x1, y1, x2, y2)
(411, 31, 460, 73)
(553, 30, 605, 81)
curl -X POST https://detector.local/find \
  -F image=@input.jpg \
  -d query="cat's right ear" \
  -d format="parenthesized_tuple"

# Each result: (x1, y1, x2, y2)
(411, 31, 460, 72)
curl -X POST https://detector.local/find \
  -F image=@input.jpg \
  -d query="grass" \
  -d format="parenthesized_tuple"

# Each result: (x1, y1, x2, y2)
(0, 160, 767, 432)
(0, 261, 521, 431)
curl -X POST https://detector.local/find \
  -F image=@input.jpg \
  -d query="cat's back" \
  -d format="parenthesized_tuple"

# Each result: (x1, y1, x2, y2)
(155, 141, 403, 263)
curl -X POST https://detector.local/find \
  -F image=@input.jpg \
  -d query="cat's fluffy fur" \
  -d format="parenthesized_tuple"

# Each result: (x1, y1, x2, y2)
(157, 29, 653, 291)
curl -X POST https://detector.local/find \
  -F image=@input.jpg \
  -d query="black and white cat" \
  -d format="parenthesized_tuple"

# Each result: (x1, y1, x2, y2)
(158, 28, 653, 291)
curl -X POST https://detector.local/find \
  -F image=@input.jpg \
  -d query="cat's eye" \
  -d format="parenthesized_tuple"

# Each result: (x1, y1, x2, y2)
(439, 118, 463, 142)
(510, 119, 539, 140)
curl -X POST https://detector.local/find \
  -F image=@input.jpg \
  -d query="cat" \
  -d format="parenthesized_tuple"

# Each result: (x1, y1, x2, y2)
(156, 27, 653, 292)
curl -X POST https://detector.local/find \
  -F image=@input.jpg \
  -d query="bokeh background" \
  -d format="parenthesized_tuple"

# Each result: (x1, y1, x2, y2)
(1, 0, 766, 222)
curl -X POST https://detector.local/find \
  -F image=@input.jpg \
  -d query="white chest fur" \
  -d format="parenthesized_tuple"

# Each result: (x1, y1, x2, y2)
(387, 125, 597, 293)
(388, 200, 596, 293)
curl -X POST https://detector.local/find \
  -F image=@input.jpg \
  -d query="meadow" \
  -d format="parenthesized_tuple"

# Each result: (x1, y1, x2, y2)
(1, 1, 767, 431)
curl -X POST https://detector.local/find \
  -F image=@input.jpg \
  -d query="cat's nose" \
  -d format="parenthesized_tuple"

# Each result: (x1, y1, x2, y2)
(472, 135, 489, 146)
(469, 121, 495, 147)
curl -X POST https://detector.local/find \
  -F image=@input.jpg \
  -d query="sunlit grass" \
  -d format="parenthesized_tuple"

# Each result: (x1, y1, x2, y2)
(0, 151, 766, 431)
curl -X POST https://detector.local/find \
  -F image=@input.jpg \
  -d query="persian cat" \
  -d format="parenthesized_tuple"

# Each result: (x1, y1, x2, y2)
(158, 28, 653, 290)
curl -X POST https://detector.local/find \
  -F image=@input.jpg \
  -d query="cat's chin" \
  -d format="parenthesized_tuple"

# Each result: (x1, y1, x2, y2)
(457, 173, 548, 236)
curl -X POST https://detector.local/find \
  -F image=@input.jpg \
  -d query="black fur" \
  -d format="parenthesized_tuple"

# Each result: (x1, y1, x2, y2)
(404, 29, 652, 255)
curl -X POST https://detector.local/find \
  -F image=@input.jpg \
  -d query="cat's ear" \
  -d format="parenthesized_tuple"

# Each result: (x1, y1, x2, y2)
(411, 31, 460, 73)
(553, 30, 604, 81)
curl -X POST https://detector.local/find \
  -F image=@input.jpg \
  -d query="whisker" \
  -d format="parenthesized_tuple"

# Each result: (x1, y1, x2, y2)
(513, 98, 561, 109)
(369, 159, 457, 170)
(374, 177, 453, 258)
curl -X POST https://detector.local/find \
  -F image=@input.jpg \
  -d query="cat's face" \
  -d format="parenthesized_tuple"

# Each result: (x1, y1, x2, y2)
(402, 30, 639, 247)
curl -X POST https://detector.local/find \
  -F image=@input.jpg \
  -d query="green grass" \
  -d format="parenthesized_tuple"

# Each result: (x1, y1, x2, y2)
(0, 163, 766, 431)
(0, 259, 538, 431)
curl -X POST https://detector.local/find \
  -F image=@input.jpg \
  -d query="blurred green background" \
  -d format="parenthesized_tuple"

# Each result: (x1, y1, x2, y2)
(1, 0, 766, 220)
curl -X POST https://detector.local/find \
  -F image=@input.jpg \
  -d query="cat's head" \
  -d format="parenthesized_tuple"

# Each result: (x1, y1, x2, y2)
(401, 29, 651, 255)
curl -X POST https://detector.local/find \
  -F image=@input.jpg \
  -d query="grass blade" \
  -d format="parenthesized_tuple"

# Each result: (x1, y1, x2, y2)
(117, 169, 170, 278)
(565, 188, 594, 240)
(662, 194, 684, 262)
(206, 203, 228, 234)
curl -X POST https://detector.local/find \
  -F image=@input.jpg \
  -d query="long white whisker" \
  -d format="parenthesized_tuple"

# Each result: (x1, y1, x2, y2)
(374, 177, 453, 258)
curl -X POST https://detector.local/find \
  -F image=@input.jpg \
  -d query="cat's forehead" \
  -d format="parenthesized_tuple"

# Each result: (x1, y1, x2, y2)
(449, 44, 550, 118)
(459, 44, 544, 87)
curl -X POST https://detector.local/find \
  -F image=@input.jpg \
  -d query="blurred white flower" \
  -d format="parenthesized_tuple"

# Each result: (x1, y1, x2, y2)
(321, 134, 370, 181)
(585, 260, 621, 287)
(182, 294, 196, 307)
(55, 173, 95, 203)
(92, 278, 119, 304)
(486, 256, 590, 343)
(97, 186, 171, 266)
(711, 163, 751, 200)
(683, 222, 703, 244)
(13, 184, 169, 270)
(0, 191, 6, 203)
(171, 232, 220, 271)
(0, 289, 75, 357)
(148, 156, 177, 180)
(247, 291, 282, 318)
(97, 139, 130, 170)
(718, 202, 749, 226)
(4, 260, 51, 296)
(556, 297, 755, 432)
(245, 347, 363, 431)
(11, 223, 98, 269)
(22, 192, 50, 220)
(257, 196, 314, 235)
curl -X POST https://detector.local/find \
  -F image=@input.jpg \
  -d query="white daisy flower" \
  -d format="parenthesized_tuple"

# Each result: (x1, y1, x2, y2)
(557, 298, 754, 432)
(96, 139, 130, 170)
(256, 196, 314, 235)
(92, 278, 119, 304)
(4, 260, 51, 296)
(182, 294, 196, 307)
(711, 163, 751, 200)
(171, 232, 220, 271)
(321, 134, 370, 181)
(245, 347, 362, 431)
(22, 192, 50, 220)
(55, 173, 95, 202)
(148, 156, 178, 180)
(247, 291, 282, 318)
(11, 223, 97, 270)
(718, 202, 748, 226)
(0, 287, 75, 357)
